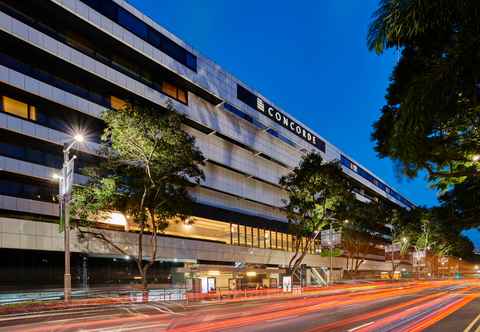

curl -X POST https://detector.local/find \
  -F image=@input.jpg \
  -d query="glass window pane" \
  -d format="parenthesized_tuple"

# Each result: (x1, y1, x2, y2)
(29, 106, 37, 121)
(110, 96, 127, 110)
(246, 226, 252, 247)
(252, 228, 258, 248)
(162, 81, 177, 99)
(239, 225, 245, 246)
(177, 89, 187, 103)
(265, 230, 271, 249)
(259, 229, 265, 249)
(3, 96, 28, 119)
(117, 8, 148, 39)
(231, 224, 238, 245)
(271, 232, 277, 249)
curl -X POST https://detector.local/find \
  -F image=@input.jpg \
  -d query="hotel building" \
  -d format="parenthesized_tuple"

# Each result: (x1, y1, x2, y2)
(0, 0, 414, 289)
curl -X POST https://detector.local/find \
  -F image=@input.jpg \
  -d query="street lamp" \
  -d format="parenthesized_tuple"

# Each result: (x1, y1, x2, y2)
(472, 155, 480, 162)
(53, 133, 84, 303)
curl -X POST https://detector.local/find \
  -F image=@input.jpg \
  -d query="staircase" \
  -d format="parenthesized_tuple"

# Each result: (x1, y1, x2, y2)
(310, 267, 328, 286)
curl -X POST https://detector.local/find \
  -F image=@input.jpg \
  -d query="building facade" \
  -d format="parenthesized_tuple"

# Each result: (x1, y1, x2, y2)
(0, 0, 414, 290)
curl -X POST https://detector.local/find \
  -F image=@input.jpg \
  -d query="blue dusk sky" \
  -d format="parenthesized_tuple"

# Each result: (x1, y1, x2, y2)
(128, 0, 479, 245)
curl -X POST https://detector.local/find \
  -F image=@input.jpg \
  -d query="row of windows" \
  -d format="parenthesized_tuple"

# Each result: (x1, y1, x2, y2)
(80, 0, 197, 71)
(230, 223, 321, 254)
(0, 1, 190, 106)
(340, 155, 414, 209)
(0, 92, 103, 142)
(0, 129, 99, 171)
(223, 103, 297, 149)
(0, 172, 58, 203)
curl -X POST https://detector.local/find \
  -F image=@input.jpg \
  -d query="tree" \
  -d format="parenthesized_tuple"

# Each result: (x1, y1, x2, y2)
(71, 102, 205, 290)
(279, 152, 354, 278)
(368, 0, 480, 191)
(336, 199, 387, 273)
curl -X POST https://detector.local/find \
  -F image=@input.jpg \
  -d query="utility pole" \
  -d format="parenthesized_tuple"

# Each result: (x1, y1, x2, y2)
(55, 134, 84, 303)
(329, 223, 333, 285)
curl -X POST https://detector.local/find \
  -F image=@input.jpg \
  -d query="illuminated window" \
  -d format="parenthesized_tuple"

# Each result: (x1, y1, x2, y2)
(110, 96, 128, 110)
(161, 81, 188, 104)
(231, 224, 239, 245)
(246, 226, 252, 247)
(259, 229, 265, 248)
(162, 81, 177, 98)
(177, 89, 187, 103)
(3, 96, 28, 119)
(252, 228, 259, 247)
(265, 230, 271, 249)
(29, 106, 37, 121)
(2, 96, 38, 121)
(271, 231, 277, 249)
(239, 225, 246, 246)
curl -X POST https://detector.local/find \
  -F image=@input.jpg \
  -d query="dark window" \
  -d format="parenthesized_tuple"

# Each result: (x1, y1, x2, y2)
(79, 0, 197, 71)
(0, 129, 99, 171)
(236, 85, 258, 110)
(0, 172, 58, 203)
(117, 8, 148, 39)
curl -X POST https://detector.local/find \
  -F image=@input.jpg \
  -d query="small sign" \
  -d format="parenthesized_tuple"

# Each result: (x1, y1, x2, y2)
(412, 250, 426, 267)
(321, 229, 341, 247)
(59, 158, 75, 199)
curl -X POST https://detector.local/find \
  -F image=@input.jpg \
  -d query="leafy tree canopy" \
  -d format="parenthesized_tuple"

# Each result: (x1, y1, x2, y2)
(368, 0, 480, 191)
(71, 102, 204, 288)
(279, 152, 354, 275)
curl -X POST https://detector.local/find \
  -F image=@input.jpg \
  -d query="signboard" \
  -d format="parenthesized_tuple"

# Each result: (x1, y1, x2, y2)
(412, 250, 426, 267)
(282, 276, 292, 292)
(438, 256, 449, 266)
(59, 158, 75, 199)
(321, 229, 341, 247)
(237, 85, 326, 152)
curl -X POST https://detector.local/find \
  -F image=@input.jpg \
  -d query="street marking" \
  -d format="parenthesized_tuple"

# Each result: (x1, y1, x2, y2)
(348, 321, 375, 331)
(464, 311, 480, 332)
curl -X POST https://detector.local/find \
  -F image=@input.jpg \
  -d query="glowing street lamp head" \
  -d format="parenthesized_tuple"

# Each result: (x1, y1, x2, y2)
(472, 155, 480, 162)
(402, 237, 408, 243)
(52, 173, 61, 180)
(73, 134, 84, 143)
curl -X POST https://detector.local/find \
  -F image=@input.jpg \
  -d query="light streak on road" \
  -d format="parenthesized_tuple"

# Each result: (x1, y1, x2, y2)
(1, 280, 479, 332)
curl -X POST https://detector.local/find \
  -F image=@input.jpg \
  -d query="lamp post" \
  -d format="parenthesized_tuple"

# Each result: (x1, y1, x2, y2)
(54, 134, 84, 303)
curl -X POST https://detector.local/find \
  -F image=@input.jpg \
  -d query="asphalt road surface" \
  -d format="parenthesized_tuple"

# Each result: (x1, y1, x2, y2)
(1, 280, 479, 331)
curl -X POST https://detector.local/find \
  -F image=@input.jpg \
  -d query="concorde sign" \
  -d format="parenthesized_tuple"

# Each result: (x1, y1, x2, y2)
(237, 85, 326, 152)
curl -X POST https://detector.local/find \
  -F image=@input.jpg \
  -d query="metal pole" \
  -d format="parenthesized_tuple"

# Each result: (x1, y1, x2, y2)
(63, 144, 71, 303)
(329, 223, 333, 285)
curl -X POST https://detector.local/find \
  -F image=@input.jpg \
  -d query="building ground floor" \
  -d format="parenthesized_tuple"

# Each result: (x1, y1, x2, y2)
(0, 217, 411, 292)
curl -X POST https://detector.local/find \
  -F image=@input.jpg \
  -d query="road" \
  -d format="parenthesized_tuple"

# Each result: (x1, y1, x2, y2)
(1, 280, 479, 331)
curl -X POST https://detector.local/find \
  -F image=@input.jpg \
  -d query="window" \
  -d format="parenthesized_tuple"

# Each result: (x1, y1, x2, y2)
(239, 225, 246, 246)
(252, 228, 259, 247)
(3, 96, 32, 120)
(110, 96, 128, 110)
(259, 229, 265, 249)
(161, 82, 188, 104)
(117, 8, 148, 39)
(265, 230, 271, 249)
(246, 226, 252, 247)
(80, 0, 197, 71)
(231, 224, 238, 245)
(177, 89, 187, 104)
